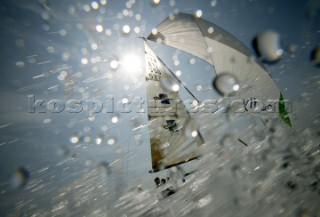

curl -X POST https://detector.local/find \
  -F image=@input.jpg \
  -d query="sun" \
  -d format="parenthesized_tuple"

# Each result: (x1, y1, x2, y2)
(121, 53, 143, 74)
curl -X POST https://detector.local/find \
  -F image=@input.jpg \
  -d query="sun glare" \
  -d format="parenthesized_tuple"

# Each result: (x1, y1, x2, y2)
(121, 53, 142, 73)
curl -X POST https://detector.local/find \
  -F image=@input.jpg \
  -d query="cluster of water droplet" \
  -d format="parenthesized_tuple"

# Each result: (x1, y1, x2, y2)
(253, 30, 284, 62)
(213, 73, 240, 96)
(4, 0, 320, 216)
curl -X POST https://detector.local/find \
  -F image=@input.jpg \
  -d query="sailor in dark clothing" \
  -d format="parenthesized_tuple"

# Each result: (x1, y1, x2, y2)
(154, 177, 161, 187)
(161, 178, 166, 185)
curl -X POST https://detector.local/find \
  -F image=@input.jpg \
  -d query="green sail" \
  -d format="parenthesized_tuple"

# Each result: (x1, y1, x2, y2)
(279, 93, 292, 127)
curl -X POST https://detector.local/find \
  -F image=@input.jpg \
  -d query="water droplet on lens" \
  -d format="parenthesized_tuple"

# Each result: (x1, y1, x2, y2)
(62, 52, 70, 61)
(253, 30, 283, 62)
(175, 70, 181, 77)
(196, 84, 203, 91)
(168, 166, 185, 185)
(184, 118, 199, 138)
(135, 14, 141, 21)
(100, 0, 107, 6)
(122, 97, 129, 104)
(97, 161, 111, 177)
(111, 115, 119, 123)
(105, 29, 112, 36)
(84, 136, 91, 143)
(173, 59, 180, 66)
(107, 137, 116, 145)
(160, 72, 180, 92)
(81, 58, 88, 65)
(208, 26, 214, 34)
(151, 28, 158, 35)
(16, 61, 25, 68)
(96, 24, 103, 32)
(59, 29, 67, 36)
(56, 145, 70, 157)
(152, 0, 160, 5)
(47, 46, 55, 53)
(213, 73, 240, 96)
(172, 84, 179, 91)
(43, 118, 51, 124)
(110, 59, 119, 70)
(91, 1, 99, 9)
(83, 4, 90, 12)
(96, 137, 102, 145)
(70, 136, 79, 144)
(134, 26, 141, 33)
(122, 25, 131, 34)
(10, 167, 30, 189)
(311, 46, 320, 67)
(88, 115, 95, 121)
(211, 0, 217, 7)
(220, 134, 236, 150)
(194, 10, 202, 18)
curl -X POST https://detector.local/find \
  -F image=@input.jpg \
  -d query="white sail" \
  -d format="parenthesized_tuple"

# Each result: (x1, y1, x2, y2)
(144, 40, 204, 172)
(148, 13, 291, 126)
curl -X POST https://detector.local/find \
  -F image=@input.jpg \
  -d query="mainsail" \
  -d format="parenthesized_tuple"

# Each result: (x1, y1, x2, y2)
(144, 40, 204, 172)
(148, 13, 292, 126)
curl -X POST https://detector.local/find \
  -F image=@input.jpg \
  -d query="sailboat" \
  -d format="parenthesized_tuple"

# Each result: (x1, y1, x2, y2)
(143, 13, 291, 184)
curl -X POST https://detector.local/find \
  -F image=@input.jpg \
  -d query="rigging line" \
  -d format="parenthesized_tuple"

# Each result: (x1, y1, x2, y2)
(238, 138, 248, 146)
